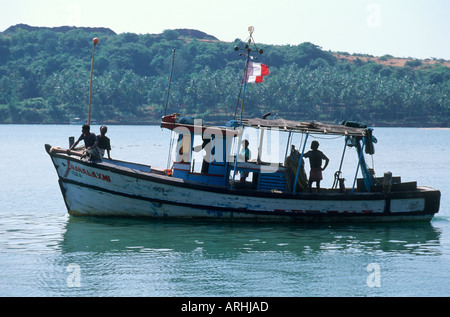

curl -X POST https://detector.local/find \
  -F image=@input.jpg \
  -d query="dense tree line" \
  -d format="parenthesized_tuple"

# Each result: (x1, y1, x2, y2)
(0, 25, 449, 126)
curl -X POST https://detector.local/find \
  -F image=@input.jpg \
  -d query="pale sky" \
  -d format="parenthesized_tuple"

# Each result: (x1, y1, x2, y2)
(1, 0, 449, 59)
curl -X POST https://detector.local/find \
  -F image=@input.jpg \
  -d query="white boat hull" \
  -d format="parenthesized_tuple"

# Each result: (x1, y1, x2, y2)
(47, 145, 440, 222)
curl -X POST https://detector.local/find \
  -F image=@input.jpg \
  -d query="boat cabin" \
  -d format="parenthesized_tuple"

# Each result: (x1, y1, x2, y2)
(161, 114, 380, 194)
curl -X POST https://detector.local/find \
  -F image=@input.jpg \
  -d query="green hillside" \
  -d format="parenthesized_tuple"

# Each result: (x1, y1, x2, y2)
(0, 24, 449, 126)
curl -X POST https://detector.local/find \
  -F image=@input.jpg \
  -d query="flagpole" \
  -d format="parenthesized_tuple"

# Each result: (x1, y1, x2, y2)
(233, 62, 247, 120)
(239, 44, 251, 124)
(234, 26, 265, 124)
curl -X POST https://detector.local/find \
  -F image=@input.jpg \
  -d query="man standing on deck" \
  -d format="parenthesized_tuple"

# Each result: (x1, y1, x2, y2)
(303, 140, 329, 193)
(97, 125, 111, 160)
(239, 139, 251, 183)
(67, 124, 102, 161)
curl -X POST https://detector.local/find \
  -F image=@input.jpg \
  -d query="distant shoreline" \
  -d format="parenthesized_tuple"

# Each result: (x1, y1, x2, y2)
(1, 120, 448, 128)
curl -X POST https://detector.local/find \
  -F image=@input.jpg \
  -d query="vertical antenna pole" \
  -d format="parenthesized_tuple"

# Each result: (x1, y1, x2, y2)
(293, 133, 309, 193)
(352, 137, 366, 193)
(88, 38, 99, 125)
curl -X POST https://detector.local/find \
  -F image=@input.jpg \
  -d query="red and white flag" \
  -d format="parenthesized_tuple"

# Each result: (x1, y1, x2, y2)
(246, 62, 269, 83)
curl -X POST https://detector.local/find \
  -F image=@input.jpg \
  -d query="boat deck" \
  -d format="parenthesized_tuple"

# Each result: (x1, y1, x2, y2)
(99, 156, 429, 195)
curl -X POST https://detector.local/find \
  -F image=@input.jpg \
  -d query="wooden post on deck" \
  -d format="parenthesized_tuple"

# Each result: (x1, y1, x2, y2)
(293, 133, 309, 193)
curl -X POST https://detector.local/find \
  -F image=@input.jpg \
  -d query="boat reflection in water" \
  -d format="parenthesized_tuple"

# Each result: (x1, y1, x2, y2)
(60, 216, 442, 256)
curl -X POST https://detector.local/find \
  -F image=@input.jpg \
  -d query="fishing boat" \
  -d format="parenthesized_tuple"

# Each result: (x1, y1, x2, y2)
(45, 29, 440, 222)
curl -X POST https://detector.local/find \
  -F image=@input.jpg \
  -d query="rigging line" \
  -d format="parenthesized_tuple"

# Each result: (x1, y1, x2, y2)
(298, 132, 304, 150)
(234, 70, 247, 119)
(164, 49, 176, 116)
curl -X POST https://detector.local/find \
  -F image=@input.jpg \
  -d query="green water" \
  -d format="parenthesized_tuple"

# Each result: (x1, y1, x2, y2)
(0, 125, 449, 298)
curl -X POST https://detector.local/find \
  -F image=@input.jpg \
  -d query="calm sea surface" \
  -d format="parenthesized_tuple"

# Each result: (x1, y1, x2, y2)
(0, 124, 449, 297)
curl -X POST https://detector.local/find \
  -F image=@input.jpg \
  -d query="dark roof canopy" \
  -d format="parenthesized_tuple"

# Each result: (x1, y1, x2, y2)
(241, 118, 367, 136)
(161, 114, 368, 137)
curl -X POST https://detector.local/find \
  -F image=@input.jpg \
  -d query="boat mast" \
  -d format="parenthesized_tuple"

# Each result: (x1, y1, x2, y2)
(233, 26, 264, 124)
(231, 27, 264, 182)
(239, 38, 251, 124)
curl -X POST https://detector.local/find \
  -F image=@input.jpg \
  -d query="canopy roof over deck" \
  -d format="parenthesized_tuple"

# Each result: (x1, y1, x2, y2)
(241, 118, 368, 137)
(161, 114, 368, 137)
